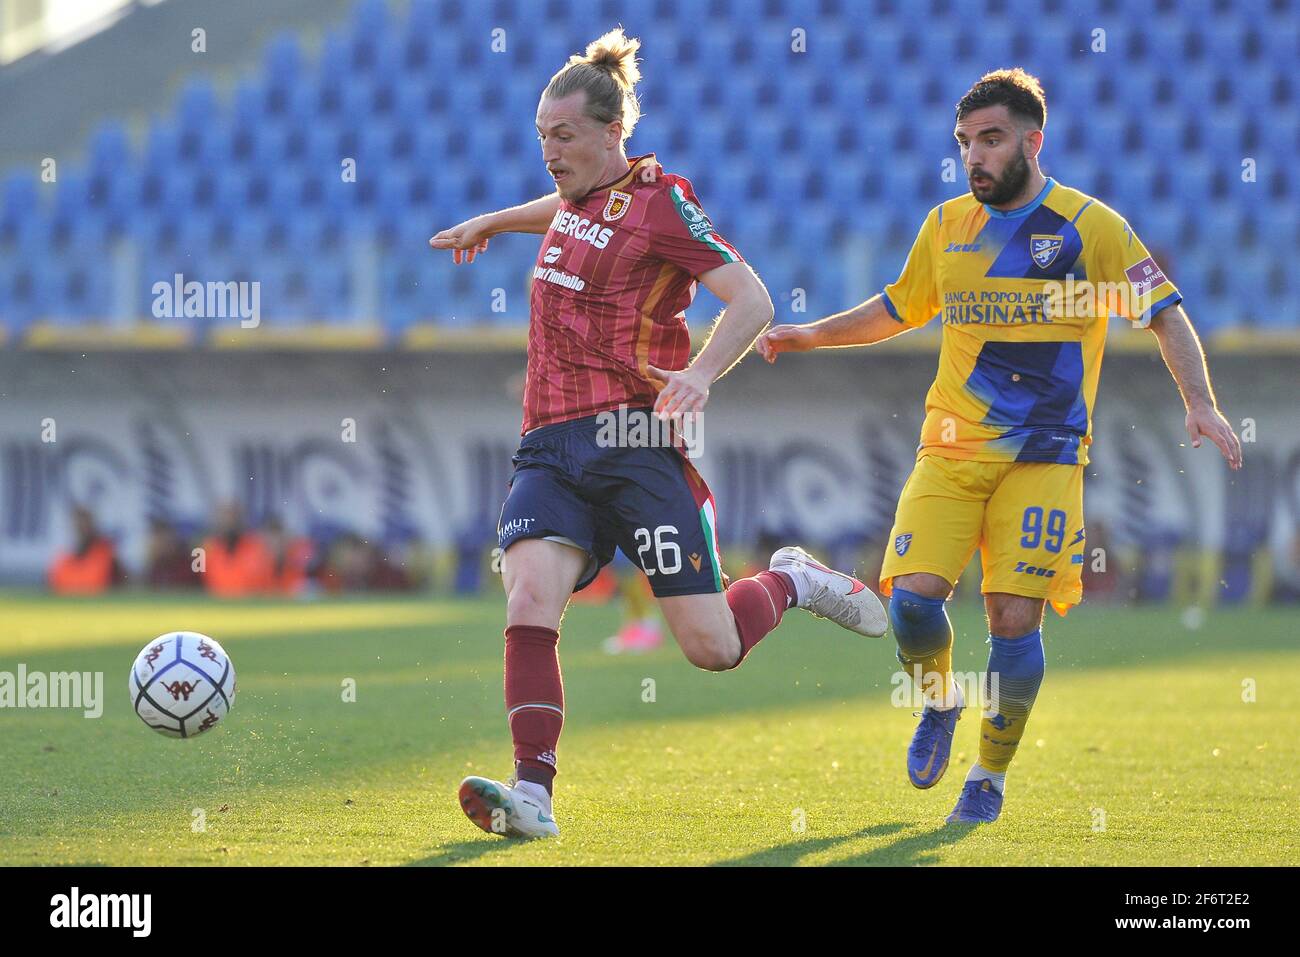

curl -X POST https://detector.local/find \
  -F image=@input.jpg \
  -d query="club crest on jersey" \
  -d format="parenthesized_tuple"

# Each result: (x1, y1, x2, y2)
(895, 533, 912, 556)
(1030, 234, 1064, 269)
(603, 189, 632, 222)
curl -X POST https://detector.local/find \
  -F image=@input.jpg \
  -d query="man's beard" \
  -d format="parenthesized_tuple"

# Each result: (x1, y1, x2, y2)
(969, 149, 1030, 206)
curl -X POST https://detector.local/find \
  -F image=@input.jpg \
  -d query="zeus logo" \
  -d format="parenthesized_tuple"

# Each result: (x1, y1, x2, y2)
(549, 210, 614, 249)
(543, 245, 562, 264)
(1013, 561, 1056, 578)
(944, 242, 982, 253)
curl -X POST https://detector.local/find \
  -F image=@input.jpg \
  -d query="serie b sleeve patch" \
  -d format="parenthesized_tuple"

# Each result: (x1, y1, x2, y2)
(1124, 256, 1169, 295)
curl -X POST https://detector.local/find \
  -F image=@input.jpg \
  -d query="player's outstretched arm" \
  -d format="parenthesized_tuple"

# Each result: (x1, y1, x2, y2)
(428, 194, 561, 263)
(428, 166, 658, 263)
(1147, 303, 1242, 470)
(755, 293, 910, 362)
(647, 261, 773, 420)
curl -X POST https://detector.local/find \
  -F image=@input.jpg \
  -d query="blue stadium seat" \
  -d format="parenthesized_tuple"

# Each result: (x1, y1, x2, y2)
(1140, 113, 1185, 159)
(349, 0, 394, 38)
(176, 78, 219, 131)
(263, 32, 303, 89)
(864, 20, 905, 66)
(1227, 254, 1272, 324)
(1133, 199, 1185, 253)
(1199, 200, 1245, 249)
(1203, 20, 1248, 64)
(1230, 63, 1273, 106)
(86, 121, 131, 175)
(1167, 151, 1213, 202)
(1170, 66, 1216, 112)
(1, 260, 51, 330)
(143, 122, 181, 173)
(1259, 17, 1298, 65)
(1, 172, 41, 233)
(1256, 202, 1298, 249)
(1115, 160, 1163, 223)
(1030, 19, 1073, 61)
(970, 20, 1018, 68)
(737, 115, 781, 160)
(1167, 248, 1210, 309)
(689, 19, 730, 67)
(1259, 115, 1299, 160)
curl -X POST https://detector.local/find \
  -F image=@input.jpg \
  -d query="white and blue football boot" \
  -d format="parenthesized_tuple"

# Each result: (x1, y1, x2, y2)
(458, 775, 559, 839)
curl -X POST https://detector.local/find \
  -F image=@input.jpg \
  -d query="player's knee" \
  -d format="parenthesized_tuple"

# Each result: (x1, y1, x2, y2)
(504, 576, 559, 628)
(985, 597, 1044, 638)
(891, 573, 950, 599)
(676, 628, 738, 672)
(888, 588, 953, 658)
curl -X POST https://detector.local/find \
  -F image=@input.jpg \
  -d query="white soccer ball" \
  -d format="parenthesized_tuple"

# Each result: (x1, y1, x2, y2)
(129, 632, 237, 738)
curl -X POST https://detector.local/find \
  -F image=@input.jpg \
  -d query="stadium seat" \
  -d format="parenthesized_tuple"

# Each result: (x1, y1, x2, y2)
(1, 172, 41, 236)
(1194, 201, 1246, 255)
(1259, 18, 1298, 65)
(1256, 202, 1298, 249)
(263, 33, 304, 89)
(176, 79, 220, 132)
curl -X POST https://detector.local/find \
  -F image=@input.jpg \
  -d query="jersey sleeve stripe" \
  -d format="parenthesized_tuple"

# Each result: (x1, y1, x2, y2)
(881, 290, 905, 323)
(1145, 290, 1183, 317)
(1138, 287, 1190, 328)
(702, 232, 740, 263)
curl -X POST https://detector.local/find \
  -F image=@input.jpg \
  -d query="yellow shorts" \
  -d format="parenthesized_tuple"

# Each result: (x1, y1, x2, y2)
(879, 455, 1085, 615)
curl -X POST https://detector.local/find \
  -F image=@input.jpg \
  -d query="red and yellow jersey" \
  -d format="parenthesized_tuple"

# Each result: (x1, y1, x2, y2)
(883, 177, 1181, 466)
(522, 153, 743, 433)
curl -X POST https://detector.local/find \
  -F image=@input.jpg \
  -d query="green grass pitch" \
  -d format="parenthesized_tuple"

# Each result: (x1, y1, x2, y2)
(0, 591, 1296, 866)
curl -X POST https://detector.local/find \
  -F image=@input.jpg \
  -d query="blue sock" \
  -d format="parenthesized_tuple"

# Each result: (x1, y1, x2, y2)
(974, 629, 1046, 779)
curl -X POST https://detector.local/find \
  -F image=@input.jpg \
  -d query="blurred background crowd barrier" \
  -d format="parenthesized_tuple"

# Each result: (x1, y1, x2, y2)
(3, 350, 1295, 605)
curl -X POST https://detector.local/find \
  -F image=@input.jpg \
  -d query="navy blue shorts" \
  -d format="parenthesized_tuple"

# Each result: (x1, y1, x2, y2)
(497, 409, 725, 598)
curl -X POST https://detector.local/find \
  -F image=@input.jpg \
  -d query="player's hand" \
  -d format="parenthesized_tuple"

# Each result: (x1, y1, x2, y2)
(755, 324, 817, 363)
(646, 364, 710, 421)
(428, 216, 493, 264)
(1186, 401, 1242, 470)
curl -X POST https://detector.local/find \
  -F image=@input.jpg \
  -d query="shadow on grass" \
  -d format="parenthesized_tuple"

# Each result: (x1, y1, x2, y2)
(406, 836, 517, 867)
(715, 820, 977, 867)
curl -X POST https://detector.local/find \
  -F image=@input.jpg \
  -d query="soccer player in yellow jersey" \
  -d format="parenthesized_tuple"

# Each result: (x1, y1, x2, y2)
(757, 69, 1242, 824)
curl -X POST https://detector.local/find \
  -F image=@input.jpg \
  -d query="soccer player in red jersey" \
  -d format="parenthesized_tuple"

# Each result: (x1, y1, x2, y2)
(430, 29, 886, 838)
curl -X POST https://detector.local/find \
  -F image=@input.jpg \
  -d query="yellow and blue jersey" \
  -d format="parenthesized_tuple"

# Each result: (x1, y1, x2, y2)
(882, 177, 1181, 466)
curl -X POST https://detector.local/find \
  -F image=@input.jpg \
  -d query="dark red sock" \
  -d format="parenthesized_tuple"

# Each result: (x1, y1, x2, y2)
(724, 570, 798, 667)
(504, 624, 564, 794)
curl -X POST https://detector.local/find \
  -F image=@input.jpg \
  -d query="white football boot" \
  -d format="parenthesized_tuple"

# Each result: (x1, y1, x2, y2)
(458, 775, 560, 839)
(769, 546, 888, 637)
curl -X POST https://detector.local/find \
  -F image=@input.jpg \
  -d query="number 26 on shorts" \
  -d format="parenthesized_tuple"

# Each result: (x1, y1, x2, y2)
(635, 525, 681, 576)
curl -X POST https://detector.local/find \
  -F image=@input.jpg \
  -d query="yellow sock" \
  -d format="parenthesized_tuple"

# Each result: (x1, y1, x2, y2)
(902, 645, 954, 708)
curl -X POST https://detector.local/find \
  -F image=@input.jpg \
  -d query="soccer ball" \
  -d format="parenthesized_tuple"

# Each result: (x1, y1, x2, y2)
(129, 632, 237, 738)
